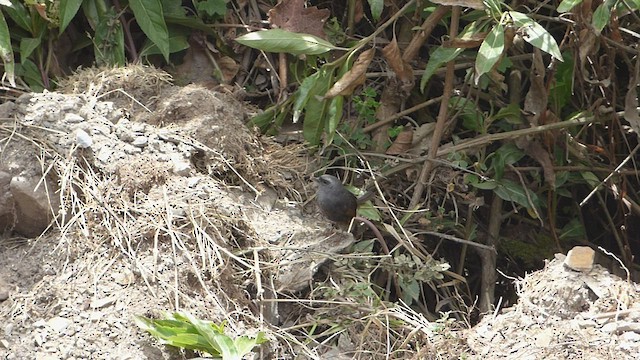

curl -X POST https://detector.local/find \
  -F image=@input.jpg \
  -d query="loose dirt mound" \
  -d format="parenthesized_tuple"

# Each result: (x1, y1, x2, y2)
(468, 255, 640, 359)
(0, 66, 638, 359)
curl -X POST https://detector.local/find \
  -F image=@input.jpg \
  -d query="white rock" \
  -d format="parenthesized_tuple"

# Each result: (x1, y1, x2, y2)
(46, 316, 72, 333)
(75, 129, 92, 148)
(64, 113, 84, 123)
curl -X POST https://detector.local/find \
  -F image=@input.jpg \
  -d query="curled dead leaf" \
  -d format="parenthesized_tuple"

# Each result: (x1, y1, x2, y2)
(381, 39, 414, 84)
(268, 0, 330, 39)
(430, 0, 485, 9)
(324, 48, 375, 99)
(386, 127, 414, 155)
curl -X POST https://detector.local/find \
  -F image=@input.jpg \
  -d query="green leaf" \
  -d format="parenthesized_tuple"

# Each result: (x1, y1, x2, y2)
(59, 0, 83, 34)
(325, 95, 343, 145)
(293, 71, 323, 123)
(357, 200, 382, 221)
(580, 171, 600, 187)
(493, 179, 540, 211)
(592, 0, 614, 33)
(493, 103, 522, 124)
(420, 46, 463, 91)
(451, 96, 484, 132)
(19, 38, 40, 61)
(475, 23, 504, 83)
(549, 52, 574, 112)
(469, 178, 499, 190)
(2, 1, 31, 32)
(94, 8, 125, 66)
(235, 29, 336, 55)
(508, 12, 563, 61)
(140, 35, 189, 57)
(196, 0, 227, 17)
(81, 0, 99, 29)
(129, 0, 170, 61)
(557, 0, 584, 13)
(368, 0, 384, 21)
(302, 69, 333, 144)
(0, 10, 15, 87)
(490, 143, 524, 179)
(17, 60, 43, 91)
(559, 218, 585, 239)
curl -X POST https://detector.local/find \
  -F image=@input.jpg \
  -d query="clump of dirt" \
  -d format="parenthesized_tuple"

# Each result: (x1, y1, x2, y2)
(0, 66, 351, 359)
(467, 255, 640, 359)
(1, 65, 638, 360)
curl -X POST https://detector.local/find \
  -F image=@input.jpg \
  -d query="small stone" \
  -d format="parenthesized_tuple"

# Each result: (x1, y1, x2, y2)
(33, 320, 47, 328)
(564, 246, 595, 272)
(5, 323, 13, 336)
(64, 113, 84, 123)
(96, 147, 113, 163)
(112, 270, 135, 286)
(75, 129, 92, 148)
(46, 317, 71, 333)
(132, 136, 148, 148)
(90, 297, 116, 309)
(621, 331, 640, 342)
(172, 160, 191, 176)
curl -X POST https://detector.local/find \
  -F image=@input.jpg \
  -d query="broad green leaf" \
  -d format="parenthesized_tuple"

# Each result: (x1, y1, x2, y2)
(325, 95, 343, 145)
(493, 103, 522, 124)
(490, 143, 524, 179)
(451, 96, 484, 132)
(2, 1, 31, 32)
(368, 0, 384, 21)
(140, 35, 189, 57)
(357, 200, 382, 221)
(94, 8, 125, 66)
(129, 0, 170, 61)
(17, 60, 43, 91)
(420, 46, 463, 91)
(19, 37, 40, 61)
(59, 0, 83, 34)
(475, 23, 505, 83)
(549, 52, 574, 112)
(235, 29, 336, 55)
(81, 0, 99, 29)
(161, 0, 188, 17)
(559, 218, 585, 239)
(234, 336, 261, 357)
(484, 0, 503, 18)
(293, 70, 323, 123)
(196, 0, 227, 17)
(493, 179, 540, 211)
(0, 10, 14, 86)
(592, 0, 614, 33)
(557, 0, 584, 13)
(471, 179, 499, 190)
(211, 333, 238, 359)
(302, 69, 333, 144)
(508, 12, 563, 61)
(580, 171, 600, 187)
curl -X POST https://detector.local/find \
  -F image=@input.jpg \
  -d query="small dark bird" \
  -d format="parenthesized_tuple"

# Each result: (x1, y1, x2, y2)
(314, 174, 358, 223)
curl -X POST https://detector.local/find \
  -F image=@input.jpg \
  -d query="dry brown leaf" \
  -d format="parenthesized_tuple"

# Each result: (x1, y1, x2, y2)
(624, 56, 640, 137)
(217, 56, 240, 84)
(381, 38, 414, 83)
(578, 28, 598, 74)
(386, 127, 413, 155)
(446, 33, 486, 48)
(354, 0, 364, 24)
(523, 49, 547, 126)
(268, 0, 330, 39)
(430, 0, 484, 9)
(324, 48, 375, 99)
